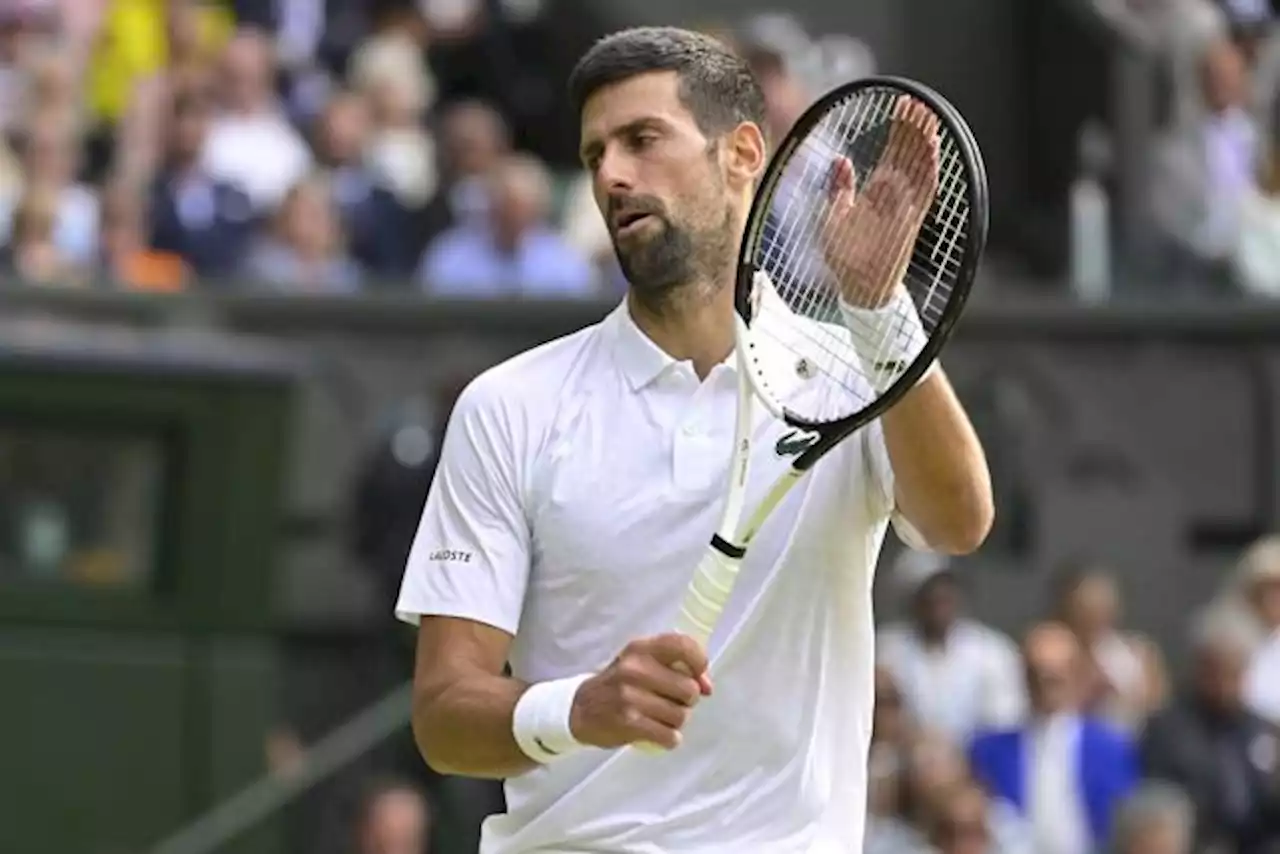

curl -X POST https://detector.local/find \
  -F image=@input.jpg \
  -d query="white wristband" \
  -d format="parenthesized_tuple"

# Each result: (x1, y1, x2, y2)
(838, 291, 932, 394)
(512, 674, 592, 764)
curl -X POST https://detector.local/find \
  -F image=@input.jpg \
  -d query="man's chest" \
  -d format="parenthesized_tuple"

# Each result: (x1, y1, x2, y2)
(520, 384, 860, 632)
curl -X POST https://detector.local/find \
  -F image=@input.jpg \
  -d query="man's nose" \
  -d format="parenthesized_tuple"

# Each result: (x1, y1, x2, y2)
(596, 145, 637, 193)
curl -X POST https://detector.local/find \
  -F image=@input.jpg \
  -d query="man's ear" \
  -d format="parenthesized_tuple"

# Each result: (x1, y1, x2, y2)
(724, 120, 767, 189)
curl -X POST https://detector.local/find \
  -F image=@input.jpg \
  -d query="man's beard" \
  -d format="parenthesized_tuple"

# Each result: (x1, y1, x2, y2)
(612, 213, 698, 294)
(609, 200, 734, 298)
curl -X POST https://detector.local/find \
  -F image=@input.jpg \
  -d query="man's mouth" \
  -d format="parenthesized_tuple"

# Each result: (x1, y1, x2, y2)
(614, 212, 656, 236)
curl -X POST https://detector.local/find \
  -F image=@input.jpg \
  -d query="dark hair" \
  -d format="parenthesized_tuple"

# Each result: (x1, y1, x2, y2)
(568, 26, 766, 136)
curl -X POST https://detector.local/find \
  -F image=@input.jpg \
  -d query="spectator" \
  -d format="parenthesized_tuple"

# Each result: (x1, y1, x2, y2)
(4, 183, 82, 285)
(312, 90, 417, 277)
(1151, 36, 1259, 289)
(1235, 536, 1280, 723)
(884, 730, 1032, 854)
(86, 0, 233, 133)
(1110, 782, 1196, 854)
(349, 15, 438, 209)
(1232, 133, 1280, 295)
(99, 181, 187, 292)
(737, 20, 812, 144)
(244, 175, 362, 294)
(419, 99, 512, 245)
(418, 153, 596, 297)
(202, 27, 312, 211)
(970, 622, 1139, 854)
(0, 108, 101, 267)
(926, 781, 1000, 854)
(1142, 617, 1280, 853)
(873, 665, 915, 758)
(877, 550, 1027, 745)
(1054, 562, 1168, 732)
(353, 776, 433, 854)
(149, 90, 257, 279)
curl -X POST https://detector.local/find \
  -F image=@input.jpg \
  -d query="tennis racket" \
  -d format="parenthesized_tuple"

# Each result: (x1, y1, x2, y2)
(636, 77, 987, 752)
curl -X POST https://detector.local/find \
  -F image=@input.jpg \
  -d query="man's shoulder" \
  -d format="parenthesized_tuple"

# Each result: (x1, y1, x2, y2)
(454, 316, 614, 426)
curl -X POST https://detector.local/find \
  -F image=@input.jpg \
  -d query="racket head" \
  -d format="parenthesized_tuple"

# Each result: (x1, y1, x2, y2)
(735, 76, 988, 468)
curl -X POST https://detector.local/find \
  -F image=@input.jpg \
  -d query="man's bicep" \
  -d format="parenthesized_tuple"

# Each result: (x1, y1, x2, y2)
(396, 381, 532, 634)
(415, 615, 514, 691)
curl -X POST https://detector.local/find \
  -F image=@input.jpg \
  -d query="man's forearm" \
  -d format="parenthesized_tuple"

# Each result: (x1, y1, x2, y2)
(882, 368, 993, 554)
(413, 673, 537, 779)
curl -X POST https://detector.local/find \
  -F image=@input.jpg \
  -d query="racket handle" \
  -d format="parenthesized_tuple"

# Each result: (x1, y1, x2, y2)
(634, 544, 743, 756)
(673, 543, 744, 648)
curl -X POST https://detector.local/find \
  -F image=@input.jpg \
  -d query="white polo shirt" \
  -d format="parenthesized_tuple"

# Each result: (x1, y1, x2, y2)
(396, 299, 899, 854)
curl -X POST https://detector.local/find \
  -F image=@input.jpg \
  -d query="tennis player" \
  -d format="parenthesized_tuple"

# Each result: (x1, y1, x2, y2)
(397, 26, 993, 854)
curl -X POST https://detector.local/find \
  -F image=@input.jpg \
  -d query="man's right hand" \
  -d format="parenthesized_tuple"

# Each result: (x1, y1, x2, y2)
(569, 633, 713, 751)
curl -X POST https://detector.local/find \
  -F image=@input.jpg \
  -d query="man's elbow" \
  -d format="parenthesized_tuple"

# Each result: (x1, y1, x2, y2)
(928, 492, 994, 556)
(411, 686, 461, 776)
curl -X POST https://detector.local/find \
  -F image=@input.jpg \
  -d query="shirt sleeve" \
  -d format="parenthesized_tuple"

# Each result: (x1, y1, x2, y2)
(395, 374, 532, 635)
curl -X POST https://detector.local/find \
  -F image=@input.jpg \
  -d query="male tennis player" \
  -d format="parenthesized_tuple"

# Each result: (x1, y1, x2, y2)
(397, 26, 992, 854)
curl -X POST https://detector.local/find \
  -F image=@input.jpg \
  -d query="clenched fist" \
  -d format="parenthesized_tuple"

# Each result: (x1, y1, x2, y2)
(569, 633, 713, 751)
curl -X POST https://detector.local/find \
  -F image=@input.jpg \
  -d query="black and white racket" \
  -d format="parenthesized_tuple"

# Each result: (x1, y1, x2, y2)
(668, 76, 987, 670)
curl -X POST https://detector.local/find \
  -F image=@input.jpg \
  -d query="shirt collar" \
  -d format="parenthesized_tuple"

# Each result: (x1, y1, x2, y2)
(607, 298, 736, 392)
(605, 278, 819, 400)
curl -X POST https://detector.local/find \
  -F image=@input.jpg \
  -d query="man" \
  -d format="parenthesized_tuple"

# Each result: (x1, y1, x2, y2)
(201, 27, 313, 211)
(926, 781, 999, 854)
(970, 622, 1138, 854)
(1108, 782, 1196, 854)
(1142, 618, 1280, 853)
(877, 550, 1026, 745)
(397, 27, 992, 853)
(1150, 36, 1259, 289)
(352, 776, 434, 854)
(312, 90, 418, 277)
(149, 90, 258, 279)
(418, 153, 597, 297)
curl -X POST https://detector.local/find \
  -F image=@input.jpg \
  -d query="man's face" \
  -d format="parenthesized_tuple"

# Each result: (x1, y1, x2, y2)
(1024, 626, 1081, 716)
(360, 790, 428, 854)
(1195, 644, 1245, 716)
(444, 106, 506, 179)
(1203, 40, 1247, 114)
(1122, 822, 1187, 854)
(579, 71, 739, 295)
(320, 96, 369, 165)
(914, 574, 960, 635)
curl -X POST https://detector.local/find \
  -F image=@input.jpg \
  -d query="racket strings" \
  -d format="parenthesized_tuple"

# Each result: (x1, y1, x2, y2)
(750, 86, 971, 421)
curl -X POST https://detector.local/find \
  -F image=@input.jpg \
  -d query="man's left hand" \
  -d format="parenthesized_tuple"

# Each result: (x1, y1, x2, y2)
(819, 96, 941, 308)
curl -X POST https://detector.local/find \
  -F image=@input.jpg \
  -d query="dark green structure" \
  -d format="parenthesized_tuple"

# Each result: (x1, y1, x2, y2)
(0, 319, 296, 854)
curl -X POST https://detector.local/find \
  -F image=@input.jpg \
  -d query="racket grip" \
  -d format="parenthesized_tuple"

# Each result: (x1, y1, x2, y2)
(634, 544, 743, 756)
(673, 544, 744, 648)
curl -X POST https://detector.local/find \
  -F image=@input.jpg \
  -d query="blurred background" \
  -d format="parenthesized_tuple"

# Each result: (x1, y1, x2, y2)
(5, 0, 1280, 853)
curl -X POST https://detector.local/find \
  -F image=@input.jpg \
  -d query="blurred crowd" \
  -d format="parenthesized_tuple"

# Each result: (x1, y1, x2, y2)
(864, 537, 1280, 854)
(1135, 0, 1280, 295)
(0, 0, 868, 299)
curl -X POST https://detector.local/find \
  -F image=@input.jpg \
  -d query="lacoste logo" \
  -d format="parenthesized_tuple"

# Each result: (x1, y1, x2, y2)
(775, 428, 820, 458)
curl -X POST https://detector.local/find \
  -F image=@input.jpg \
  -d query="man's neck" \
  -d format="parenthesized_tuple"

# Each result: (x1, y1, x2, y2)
(628, 279, 735, 379)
